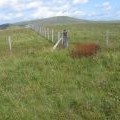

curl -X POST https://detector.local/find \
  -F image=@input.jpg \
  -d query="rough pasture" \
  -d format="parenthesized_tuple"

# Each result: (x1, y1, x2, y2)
(70, 43, 100, 58)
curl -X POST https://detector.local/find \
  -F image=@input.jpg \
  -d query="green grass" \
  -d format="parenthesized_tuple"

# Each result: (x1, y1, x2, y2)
(0, 24, 120, 120)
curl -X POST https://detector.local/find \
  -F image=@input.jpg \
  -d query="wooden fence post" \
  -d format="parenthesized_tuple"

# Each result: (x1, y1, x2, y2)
(8, 36, 12, 52)
(58, 32, 60, 41)
(52, 29, 54, 42)
(47, 28, 50, 40)
(44, 28, 47, 37)
(39, 26, 41, 34)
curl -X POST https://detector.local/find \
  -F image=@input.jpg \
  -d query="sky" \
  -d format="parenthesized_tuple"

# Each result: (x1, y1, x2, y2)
(0, 0, 120, 24)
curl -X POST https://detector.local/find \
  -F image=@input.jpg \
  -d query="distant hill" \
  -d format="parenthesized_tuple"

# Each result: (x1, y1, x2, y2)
(14, 16, 91, 26)
(0, 23, 12, 29)
(3, 16, 120, 27)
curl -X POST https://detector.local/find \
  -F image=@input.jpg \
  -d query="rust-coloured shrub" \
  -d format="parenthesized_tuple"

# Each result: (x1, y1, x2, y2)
(71, 43, 100, 58)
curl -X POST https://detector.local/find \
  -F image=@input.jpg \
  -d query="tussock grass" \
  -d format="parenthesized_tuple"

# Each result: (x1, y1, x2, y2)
(0, 24, 120, 120)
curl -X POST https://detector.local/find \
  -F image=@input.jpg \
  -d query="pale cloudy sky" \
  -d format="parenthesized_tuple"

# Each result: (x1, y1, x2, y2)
(0, 0, 120, 24)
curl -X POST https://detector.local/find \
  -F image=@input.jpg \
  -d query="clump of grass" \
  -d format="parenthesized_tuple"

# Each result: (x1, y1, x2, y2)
(0, 25, 120, 120)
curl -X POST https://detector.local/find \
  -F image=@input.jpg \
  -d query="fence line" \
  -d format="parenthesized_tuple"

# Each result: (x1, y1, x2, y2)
(29, 24, 69, 49)
(0, 26, 119, 53)
(30, 24, 55, 43)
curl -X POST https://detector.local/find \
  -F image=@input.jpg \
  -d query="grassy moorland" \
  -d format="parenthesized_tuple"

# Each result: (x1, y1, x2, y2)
(0, 23, 120, 120)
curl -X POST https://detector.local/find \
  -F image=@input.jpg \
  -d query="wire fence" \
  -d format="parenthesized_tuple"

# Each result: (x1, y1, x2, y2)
(0, 24, 120, 55)
(29, 24, 120, 49)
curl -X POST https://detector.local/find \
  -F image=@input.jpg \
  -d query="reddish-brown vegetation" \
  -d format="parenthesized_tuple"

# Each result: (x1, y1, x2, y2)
(70, 43, 100, 58)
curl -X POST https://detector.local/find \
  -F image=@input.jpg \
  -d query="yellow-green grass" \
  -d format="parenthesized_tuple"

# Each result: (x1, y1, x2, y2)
(0, 24, 120, 120)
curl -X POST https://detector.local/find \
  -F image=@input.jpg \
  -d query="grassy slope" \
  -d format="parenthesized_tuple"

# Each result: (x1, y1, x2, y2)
(0, 24, 120, 120)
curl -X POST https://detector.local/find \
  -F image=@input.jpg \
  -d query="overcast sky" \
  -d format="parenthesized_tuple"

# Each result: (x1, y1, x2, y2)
(0, 0, 120, 24)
